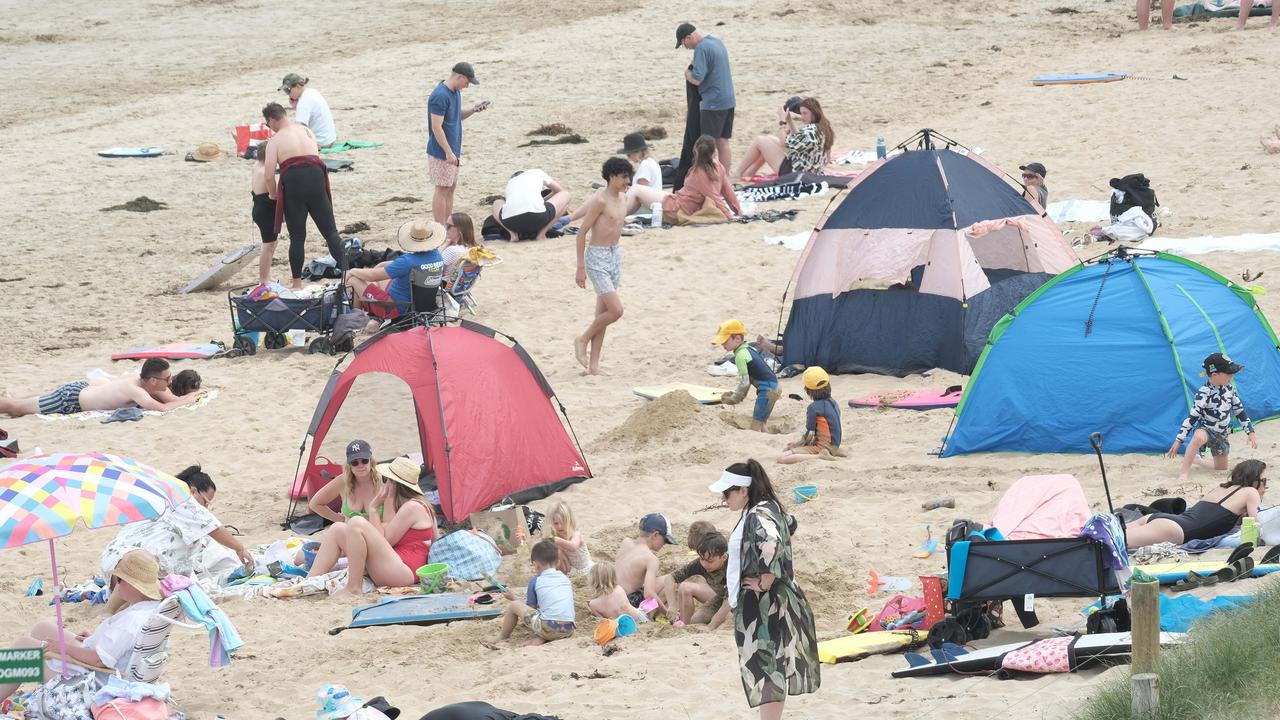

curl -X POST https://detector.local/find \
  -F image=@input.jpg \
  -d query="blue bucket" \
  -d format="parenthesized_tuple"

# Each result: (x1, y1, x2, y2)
(794, 485, 818, 504)
(302, 541, 321, 570)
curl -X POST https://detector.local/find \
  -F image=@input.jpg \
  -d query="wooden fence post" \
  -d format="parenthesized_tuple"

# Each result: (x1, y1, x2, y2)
(1130, 578, 1161, 717)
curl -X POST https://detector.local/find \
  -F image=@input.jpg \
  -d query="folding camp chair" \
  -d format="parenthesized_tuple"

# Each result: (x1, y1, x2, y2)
(442, 261, 483, 319)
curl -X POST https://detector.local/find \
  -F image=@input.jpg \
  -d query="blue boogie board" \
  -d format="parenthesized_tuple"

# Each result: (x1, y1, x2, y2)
(1033, 73, 1127, 86)
(98, 147, 165, 157)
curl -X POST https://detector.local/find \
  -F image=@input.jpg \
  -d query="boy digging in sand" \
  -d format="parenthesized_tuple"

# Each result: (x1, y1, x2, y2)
(614, 513, 679, 613)
(713, 319, 779, 432)
(574, 157, 633, 375)
(1168, 352, 1258, 481)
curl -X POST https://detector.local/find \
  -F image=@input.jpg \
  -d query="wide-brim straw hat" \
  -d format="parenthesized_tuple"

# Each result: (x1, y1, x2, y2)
(397, 220, 446, 253)
(376, 456, 425, 495)
(189, 142, 227, 162)
(110, 550, 163, 600)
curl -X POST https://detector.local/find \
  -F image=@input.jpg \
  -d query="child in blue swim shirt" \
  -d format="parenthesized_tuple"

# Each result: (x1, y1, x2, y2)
(712, 319, 778, 432)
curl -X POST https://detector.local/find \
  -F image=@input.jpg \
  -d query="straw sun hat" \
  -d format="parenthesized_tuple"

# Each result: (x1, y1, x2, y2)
(396, 220, 446, 253)
(376, 456, 425, 495)
(110, 550, 163, 600)
(187, 142, 227, 162)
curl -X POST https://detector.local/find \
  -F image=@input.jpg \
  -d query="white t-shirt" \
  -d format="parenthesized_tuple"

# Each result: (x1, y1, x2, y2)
(83, 599, 160, 670)
(294, 87, 336, 148)
(528, 569, 575, 622)
(633, 157, 662, 189)
(727, 513, 746, 609)
(501, 169, 552, 218)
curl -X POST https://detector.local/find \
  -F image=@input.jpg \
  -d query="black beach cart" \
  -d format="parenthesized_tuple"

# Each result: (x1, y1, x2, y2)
(227, 283, 351, 356)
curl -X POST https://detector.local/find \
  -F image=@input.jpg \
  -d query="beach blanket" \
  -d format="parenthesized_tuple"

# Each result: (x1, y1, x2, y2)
(242, 569, 375, 599)
(1157, 594, 1254, 632)
(320, 140, 383, 154)
(34, 389, 218, 422)
(1047, 199, 1111, 224)
(1141, 233, 1280, 255)
(738, 181, 829, 203)
(1175, 0, 1271, 16)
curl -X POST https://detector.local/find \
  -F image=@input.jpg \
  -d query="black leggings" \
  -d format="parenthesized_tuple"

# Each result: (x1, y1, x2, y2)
(281, 164, 345, 279)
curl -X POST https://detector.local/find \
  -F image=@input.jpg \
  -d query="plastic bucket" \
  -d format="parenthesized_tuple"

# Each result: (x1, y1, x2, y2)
(302, 541, 321, 570)
(416, 562, 449, 593)
(794, 485, 818, 504)
(616, 614, 638, 637)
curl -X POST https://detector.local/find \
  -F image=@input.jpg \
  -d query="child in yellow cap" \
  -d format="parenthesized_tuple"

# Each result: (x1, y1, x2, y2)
(712, 319, 779, 432)
(778, 367, 842, 463)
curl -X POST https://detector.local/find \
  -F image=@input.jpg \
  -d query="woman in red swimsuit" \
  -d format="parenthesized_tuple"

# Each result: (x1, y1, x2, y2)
(307, 456, 437, 596)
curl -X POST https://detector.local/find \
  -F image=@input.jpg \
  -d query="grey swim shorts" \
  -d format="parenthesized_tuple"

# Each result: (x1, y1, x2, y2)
(584, 244, 622, 295)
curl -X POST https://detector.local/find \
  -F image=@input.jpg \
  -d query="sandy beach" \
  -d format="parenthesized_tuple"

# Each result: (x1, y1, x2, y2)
(2, 0, 1279, 717)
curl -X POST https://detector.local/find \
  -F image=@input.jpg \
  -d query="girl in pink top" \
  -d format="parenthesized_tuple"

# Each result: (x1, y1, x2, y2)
(662, 135, 742, 223)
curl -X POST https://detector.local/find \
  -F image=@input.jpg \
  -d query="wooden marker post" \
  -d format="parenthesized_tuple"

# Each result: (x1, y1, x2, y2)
(1130, 578, 1161, 717)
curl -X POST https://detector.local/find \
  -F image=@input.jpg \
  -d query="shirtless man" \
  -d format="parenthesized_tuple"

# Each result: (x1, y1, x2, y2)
(614, 513, 679, 611)
(574, 157, 633, 375)
(250, 141, 278, 283)
(0, 359, 205, 417)
(262, 102, 345, 290)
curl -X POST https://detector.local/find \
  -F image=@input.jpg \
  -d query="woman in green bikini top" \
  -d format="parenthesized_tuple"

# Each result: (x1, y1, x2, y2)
(306, 439, 386, 524)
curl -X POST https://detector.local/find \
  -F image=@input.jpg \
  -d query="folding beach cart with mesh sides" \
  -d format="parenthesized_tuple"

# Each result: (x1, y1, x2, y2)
(227, 283, 352, 356)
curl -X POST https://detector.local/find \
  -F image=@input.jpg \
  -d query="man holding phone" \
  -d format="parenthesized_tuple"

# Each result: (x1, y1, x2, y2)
(427, 62, 489, 223)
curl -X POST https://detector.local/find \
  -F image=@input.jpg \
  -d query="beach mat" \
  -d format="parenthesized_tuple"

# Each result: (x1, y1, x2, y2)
(345, 593, 501, 630)
(323, 158, 354, 172)
(112, 342, 225, 361)
(848, 387, 963, 411)
(818, 631, 918, 664)
(1032, 73, 1127, 86)
(180, 242, 260, 294)
(98, 147, 165, 158)
(892, 632, 1186, 678)
(35, 389, 218, 422)
(632, 382, 726, 405)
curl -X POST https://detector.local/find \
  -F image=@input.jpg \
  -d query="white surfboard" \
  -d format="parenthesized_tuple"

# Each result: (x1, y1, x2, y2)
(892, 631, 1186, 678)
(180, 242, 260, 294)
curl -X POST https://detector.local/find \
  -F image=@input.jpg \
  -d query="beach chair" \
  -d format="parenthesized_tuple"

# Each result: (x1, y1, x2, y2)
(442, 261, 483, 319)
(46, 595, 192, 683)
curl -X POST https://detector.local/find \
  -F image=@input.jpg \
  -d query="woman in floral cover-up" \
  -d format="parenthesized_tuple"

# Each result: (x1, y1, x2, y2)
(710, 459, 820, 718)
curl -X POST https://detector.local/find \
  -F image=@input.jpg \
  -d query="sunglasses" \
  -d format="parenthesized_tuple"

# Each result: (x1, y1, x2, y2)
(1022, 173, 1038, 180)
(350, 458, 370, 466)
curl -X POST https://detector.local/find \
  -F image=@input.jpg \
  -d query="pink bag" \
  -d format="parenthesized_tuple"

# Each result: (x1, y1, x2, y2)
(869, 594, 928, 632)
(92, 698, 169, 720)
(1000, 636, 1075, 674)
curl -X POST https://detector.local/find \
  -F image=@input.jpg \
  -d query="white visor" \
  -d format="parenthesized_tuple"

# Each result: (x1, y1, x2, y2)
(709, 470, 752, 493)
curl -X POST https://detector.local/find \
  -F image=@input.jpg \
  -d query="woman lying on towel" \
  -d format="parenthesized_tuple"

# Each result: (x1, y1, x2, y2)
(1124, 459, 1266, 549)
(100, 465, 254, 581)
(734, 96, 834, 180)
(1, 551, 163, 699)
(307, 456, 437, 597)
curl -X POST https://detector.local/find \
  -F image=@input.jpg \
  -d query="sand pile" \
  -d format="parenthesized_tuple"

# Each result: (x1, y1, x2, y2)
(594, 391, 705, 449)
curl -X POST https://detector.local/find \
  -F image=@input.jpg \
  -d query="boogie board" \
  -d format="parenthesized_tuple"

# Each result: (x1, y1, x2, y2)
(633, 382, 726, 405)
(1135, 560, 1280, 585)
(848, 386, 963, 411)
(1032, 73, 1127, 86)
(346, 593, 501, 630)
(180, 242, 260, 294)
(892, 631, 1185, 678)
(818, 631, 919, 664)
(97, 147, 166, 158)
(111, 342, 225, 361)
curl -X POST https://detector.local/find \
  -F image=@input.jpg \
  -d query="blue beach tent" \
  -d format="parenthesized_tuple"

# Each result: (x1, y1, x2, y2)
(942, 248, 1280, 456)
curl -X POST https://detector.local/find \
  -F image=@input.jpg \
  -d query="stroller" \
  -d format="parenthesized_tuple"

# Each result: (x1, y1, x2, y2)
(227, 283, 353, 356)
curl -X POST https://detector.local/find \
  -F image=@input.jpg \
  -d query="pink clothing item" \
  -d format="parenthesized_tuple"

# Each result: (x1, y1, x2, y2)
(160, 574, 193, 595)
(664, 161, 741, 219)
(989, 474, 1091, 540)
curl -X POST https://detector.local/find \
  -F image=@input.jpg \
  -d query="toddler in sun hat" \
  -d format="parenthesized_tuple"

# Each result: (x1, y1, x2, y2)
(316, 684, 393, 720)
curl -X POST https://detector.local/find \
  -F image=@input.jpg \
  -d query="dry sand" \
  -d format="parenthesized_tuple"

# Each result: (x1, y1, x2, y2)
(2, 0, 1279, 717)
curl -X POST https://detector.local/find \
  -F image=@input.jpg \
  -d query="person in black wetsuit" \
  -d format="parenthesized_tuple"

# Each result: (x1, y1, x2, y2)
(1124, 459, 1268, 548)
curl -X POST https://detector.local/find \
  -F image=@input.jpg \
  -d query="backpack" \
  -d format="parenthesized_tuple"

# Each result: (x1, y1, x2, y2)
(1109, 174, 1160, 232)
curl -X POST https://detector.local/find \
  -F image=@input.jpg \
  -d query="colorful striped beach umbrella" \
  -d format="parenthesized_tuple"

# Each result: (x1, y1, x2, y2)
(0, 453, 189, 676)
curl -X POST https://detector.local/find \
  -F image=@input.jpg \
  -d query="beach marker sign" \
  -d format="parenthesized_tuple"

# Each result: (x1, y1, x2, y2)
(0, 648, 42, 683)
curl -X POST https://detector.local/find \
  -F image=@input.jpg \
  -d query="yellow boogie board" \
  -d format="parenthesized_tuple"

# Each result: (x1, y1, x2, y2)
(632, 382, 727, 405)
(1135, 560, 1280, 584)
(818, 630, 918, 664)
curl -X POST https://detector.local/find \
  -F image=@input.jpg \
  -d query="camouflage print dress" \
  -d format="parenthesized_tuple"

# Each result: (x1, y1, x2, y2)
(732, 500, 821, 708)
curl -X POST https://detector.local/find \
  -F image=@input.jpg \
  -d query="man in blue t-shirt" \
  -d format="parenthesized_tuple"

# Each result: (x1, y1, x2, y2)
(345, 220, 446, 319)
(427, 62, 490, 224)
(677, 22, 736, 175)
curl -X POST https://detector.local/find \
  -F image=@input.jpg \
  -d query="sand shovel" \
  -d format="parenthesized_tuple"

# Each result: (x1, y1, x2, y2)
(913, 525, 938, 559)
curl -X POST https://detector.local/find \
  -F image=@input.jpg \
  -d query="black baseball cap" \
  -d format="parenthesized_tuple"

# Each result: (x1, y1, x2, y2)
(676, 22, 696, 48)
(784, 95, 804, 113)
(1019, 162, 1047, 178)
(640, 513, 680, 545)
(1203, 352, 1244, 376)
(452, 62, 479, 85)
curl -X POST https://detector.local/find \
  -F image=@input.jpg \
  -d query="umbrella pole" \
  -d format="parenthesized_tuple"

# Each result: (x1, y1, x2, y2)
(48, 538, 69, 677)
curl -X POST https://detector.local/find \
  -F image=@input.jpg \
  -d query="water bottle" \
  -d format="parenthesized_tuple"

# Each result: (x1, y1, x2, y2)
(876, 137, 887, 160)
(1241, 517, 1258, 547)
(650, 201, 663, 228)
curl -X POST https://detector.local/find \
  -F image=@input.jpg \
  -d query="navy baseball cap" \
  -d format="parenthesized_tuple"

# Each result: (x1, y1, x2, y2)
(640, 513, 679, 545)
(346, 439, 373, 463)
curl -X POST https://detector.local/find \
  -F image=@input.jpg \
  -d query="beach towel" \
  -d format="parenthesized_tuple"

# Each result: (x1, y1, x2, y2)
(738, 181, 829, 203)
(1046, 199, 1110, 224)
(35, 389, 218, 423)
(161, 575, 242, 668)
(1157, 594, 1254, 632)
(1141, 233, 1280, 255)
(320, 140, 383, 154)
(1174, 0, 1271, 16)
(763, 232, 810, 251)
